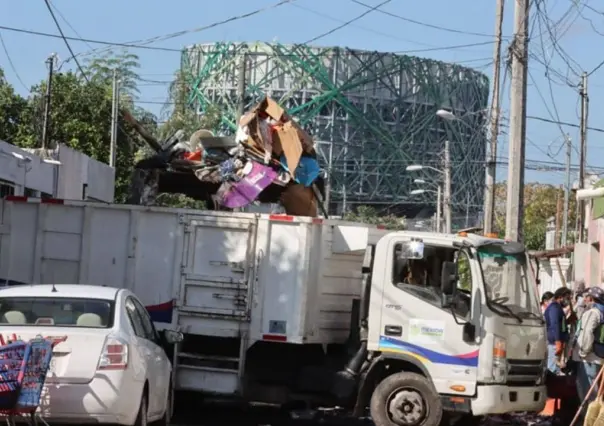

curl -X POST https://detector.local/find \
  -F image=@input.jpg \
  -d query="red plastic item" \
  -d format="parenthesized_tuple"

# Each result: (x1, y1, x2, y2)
(184, 150, 203, 162)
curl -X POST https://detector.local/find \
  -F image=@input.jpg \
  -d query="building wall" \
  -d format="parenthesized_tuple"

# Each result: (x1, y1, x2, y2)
(0, 140, 55, 195)
(0, 141, 115, 203)
(55, 145, 115, 202)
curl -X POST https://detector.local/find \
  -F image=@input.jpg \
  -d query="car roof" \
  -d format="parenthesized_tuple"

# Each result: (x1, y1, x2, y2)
(0, 285, 121, 300)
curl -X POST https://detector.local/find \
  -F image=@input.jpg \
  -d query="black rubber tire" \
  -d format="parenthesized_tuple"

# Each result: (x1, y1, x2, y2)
(370, 372, 443, 426)
(134, 394, 148, 426)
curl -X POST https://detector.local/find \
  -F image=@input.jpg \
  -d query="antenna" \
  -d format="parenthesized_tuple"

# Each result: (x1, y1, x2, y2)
(51, 284, 57, 293)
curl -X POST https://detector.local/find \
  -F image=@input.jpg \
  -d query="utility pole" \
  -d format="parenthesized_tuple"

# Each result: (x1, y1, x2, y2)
(465, 192, 470, 228)
(109, 69, 120, 168)
(505, 0, 530, 242)
(577, 72, 589, 242)
(484, 0, 505, 235)
(237, 52, 247, 119)
(444, 139, 452, 233)
(436, 185, 442, 233)
(323, 141, 334, 214)
(555, 186, 562, 248)
(562, 135, 571, 247)
(41, 54, 56, 149)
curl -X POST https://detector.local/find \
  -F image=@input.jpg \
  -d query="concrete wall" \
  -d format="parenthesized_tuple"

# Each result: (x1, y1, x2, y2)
(0, 140, 55, 195)
(55, 145, 115, 202)
(0, 141, 115, 203)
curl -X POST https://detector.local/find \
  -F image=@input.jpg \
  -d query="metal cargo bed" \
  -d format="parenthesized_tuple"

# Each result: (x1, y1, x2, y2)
(0, 197, 386, 345)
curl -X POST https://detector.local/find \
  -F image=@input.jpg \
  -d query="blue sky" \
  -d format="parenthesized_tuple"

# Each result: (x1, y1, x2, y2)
(2, 0, 602, 186)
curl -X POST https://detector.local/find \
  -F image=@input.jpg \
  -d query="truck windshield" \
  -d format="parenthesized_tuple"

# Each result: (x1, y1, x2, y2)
(477, 246, 541, 320)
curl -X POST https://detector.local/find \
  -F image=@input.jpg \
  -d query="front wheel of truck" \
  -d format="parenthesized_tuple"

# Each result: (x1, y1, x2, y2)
(370, 372, 443, 426)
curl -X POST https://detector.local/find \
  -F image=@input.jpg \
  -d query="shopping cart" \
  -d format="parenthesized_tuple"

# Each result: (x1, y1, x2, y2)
(0, 338, 53, 426)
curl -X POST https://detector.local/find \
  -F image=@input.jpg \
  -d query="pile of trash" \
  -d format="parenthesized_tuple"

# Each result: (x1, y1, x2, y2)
(130, 97, 324, 216)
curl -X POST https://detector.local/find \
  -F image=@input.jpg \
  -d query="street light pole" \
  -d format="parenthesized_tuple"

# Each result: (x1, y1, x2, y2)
(444, 140, 452, 233)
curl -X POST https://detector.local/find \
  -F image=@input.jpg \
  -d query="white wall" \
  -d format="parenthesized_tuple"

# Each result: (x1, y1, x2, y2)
(0, 141, 115, 203)
(55, 145, 115, 202)
(0, 140, 55, 195)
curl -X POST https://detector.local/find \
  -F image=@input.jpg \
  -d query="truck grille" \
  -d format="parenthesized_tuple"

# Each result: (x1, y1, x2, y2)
(507, 359, 544, 386)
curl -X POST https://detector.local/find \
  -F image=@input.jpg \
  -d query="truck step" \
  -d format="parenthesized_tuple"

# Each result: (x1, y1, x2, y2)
(177, 352, 241, 372)
(178, 352, 240, 363)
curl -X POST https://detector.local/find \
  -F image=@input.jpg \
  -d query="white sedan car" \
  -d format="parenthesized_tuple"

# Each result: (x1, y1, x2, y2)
(0, 284, 182, 425)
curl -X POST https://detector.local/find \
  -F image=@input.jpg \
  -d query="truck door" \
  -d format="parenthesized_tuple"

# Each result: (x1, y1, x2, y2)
(179, 215, 257, 324)
(377, 239, 478, 397)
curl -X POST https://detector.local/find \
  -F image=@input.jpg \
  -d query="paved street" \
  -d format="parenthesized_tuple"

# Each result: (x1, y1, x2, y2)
(170, 404, 554, 426)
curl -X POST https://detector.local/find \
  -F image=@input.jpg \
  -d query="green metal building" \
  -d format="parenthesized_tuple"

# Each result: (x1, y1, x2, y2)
(180, 42, 490, 217)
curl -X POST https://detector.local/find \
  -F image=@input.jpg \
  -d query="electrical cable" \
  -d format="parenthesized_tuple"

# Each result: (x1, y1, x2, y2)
(0, 32, 29, 91)
(350, 0, 508, 38)
(47, 0, 94, 51)
(304, 0, 391, 44)
(42, 0, 88, 82)
(42, 0, 143, 152)
(71, 0, 298, 61)
(290, 2, 436, 48)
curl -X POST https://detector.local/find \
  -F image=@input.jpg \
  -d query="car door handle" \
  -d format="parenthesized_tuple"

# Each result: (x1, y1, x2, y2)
(384, 325, 402, 336)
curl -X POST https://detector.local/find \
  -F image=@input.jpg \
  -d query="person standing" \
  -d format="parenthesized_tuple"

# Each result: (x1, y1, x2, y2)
(573, 286, 604, 424)
(544, 287, 572, 374)
(541, 291, 554, 315)
(574, 280, 587, 319)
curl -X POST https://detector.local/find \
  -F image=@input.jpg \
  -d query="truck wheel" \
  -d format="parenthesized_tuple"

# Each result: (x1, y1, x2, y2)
(370, 372, 442, 426)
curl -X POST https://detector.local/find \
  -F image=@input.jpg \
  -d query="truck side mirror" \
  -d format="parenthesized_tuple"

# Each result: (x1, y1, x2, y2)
(462, 322, 476, 343)
(441, 261, 458, 296)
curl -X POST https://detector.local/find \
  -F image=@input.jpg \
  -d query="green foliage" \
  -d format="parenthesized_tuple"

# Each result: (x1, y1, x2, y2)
(494, 183, 575, 251)
(155, 194, 206, 210)
(83, 51, 142, 96)
(0, 69, 28, 142)
(457, 253, 471, 291)
(157, 70, 222, 140)
(343, 205, 406, 230)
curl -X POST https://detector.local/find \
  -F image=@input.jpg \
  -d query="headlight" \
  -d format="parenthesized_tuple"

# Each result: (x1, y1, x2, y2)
(492, 335, 507, 384)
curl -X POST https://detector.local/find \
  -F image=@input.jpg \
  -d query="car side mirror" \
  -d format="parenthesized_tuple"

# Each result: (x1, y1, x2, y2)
(163, 329, 184, 344)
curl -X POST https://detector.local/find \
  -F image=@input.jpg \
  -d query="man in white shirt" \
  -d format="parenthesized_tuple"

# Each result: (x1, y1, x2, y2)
(572, 286, 604, 424)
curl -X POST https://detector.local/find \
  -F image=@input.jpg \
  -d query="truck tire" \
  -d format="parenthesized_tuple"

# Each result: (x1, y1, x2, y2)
(370, 372, 442, 426)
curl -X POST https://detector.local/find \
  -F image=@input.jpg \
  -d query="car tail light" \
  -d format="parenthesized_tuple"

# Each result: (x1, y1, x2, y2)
(97, 336, 128, 370)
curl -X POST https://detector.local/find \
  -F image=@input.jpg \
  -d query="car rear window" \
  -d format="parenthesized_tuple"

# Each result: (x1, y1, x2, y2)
(0, 297, 114, 328)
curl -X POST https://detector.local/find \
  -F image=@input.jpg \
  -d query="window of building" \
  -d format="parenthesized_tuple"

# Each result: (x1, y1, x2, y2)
(0, 181, 14, 198)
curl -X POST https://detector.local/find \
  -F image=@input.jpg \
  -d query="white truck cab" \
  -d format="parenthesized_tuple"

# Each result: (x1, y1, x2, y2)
(348, 231, 547, 425)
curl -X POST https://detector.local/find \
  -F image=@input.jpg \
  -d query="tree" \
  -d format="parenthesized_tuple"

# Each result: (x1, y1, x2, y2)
(156, 70, 222, 140)
(83, 50, 142, 97)
(493, 183, 576, 251)
(0, 68, 28, 143)
(344, 205, 406, 230)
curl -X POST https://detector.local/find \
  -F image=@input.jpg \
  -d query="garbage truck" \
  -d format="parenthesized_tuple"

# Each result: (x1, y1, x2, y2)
(0, 196, 547, 425)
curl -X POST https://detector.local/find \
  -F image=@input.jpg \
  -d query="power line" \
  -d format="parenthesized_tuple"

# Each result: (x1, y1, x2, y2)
(0, 25, 180, 52)
(526, 115, 604, 133)
(42, 0, 88, 82)
(290, 3, 435, 48)
(0, 23, 495, 57)
(0, 32, 29, 91)
(351, 0, 507, 38)
(304, 0, 390, 44)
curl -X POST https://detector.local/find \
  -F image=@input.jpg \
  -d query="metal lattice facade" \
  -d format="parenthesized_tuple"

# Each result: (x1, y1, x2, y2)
(181, 42, 489, 216)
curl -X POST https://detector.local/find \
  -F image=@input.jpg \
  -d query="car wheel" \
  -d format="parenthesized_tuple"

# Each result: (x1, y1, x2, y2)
(370, 372, 443, 426)
(134, 393, 148, 426)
